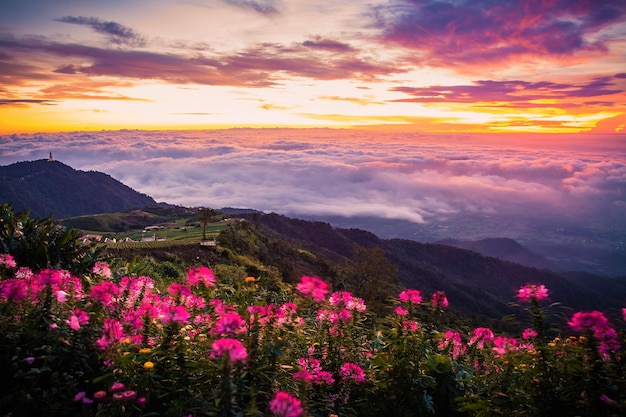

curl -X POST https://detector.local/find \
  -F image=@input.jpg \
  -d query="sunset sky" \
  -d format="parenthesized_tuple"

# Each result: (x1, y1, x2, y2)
(1, 0, 626, 134)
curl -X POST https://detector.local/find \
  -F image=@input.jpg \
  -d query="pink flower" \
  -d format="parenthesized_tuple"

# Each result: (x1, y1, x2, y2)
(340, 362, 366, 383)
(211, 338, 247, 362)
(329, 291, 366, 311)
(90, 281, 121, 308)
(91, 262, 112, 278)
(0, 254, 16, 269)
(568, 311, 609, 333)
(522, 328, 538, 339)
(0, 279, 27, 301)
(438, 330, 466, 359)
(186, 266, 216, 287)
(269, 391, 303, 417)
(492, 336, 518, 357)
(214, 312, 246, 335)
(96, 318, 128, 350)
(295, 357, 334, 385)
(402, 320, 419, 332)
(110, 381, 125, 392)
(395, 306, 409, 316)
(622, 308, 626, 322)
(469, 327, 495, 349)
(296, 276, 329, 302)
(516, 284, 549, 303)
(66, 309, 90, 330)
(569, 311, 621, 359)
(171, 305, 191, 323)
(93, 390, 107, 401)
(398, 289, 422, 304)
(431, 291, 449, 309)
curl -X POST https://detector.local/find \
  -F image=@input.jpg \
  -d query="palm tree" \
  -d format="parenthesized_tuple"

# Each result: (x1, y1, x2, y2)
(198, 207, 216, 240)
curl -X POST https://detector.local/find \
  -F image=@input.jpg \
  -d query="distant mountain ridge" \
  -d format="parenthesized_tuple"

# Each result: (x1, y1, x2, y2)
(436, 238, 557, 270)
(0, 159, 156, 219)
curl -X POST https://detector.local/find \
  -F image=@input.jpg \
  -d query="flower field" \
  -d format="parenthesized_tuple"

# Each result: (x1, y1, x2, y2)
(1, 253, 625, 417)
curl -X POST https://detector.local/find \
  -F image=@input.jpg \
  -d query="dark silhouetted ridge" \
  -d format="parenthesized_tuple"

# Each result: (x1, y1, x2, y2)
(0, 159, 156, 218)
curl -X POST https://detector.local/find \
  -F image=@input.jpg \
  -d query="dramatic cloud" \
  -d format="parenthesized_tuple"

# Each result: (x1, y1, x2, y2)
(0, 34, 400, 94)
(372, 0, 626, 69)
(56, 16, 146, 47)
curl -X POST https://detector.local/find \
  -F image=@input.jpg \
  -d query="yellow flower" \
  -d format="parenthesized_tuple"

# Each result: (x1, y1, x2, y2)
(139, 348, 152, 355)
(143, 361, 155, 370)
(245, 276, 256, 283)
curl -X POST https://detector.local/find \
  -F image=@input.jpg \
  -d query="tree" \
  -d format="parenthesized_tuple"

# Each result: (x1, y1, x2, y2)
(339, 246, 400, 312)
(198, 207, 217, 240)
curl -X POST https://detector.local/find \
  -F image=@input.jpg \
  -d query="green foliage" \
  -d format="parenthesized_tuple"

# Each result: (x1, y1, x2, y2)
(0, 203, 102, 274)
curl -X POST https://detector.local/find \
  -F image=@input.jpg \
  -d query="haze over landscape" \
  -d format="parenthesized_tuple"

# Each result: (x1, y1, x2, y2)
(1, 1, 625, 274)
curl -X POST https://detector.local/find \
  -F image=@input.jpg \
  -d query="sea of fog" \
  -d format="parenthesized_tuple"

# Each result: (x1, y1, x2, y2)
(1, 129, 625, 274)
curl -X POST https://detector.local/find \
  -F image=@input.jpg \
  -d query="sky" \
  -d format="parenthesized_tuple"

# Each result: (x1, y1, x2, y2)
(1, 0, 626, 133)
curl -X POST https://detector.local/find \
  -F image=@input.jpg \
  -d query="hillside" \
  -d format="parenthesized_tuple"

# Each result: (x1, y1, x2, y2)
(0, 159, 156, 218)
(242, 213, 626, 321)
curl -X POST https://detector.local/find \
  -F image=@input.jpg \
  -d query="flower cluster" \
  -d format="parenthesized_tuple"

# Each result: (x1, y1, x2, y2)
(516, 283, 549, 303)
(3, 257, 626, 417)
(568, 310, 621, 359)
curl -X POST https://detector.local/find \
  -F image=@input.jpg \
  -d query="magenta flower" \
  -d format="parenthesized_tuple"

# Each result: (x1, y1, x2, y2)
(568, 311, 609, 333)
(110, 381, 125, 392)
(171, 305, 191, 323)
(395, 306, 409, 316)
(398, 289, 422, 304)
(431, 291, 449, 309)
(516, 283, 549, 303)
(214, 312, 246, 335)
(91, 261, 112, 278)
(269, 391, 303, 417)
(340, 362, 367, 383)
(469, 327, 495, 349)
(66, 309, 90, 330)
(93, 390, 107, 401)
(296, 276, 329, 302)
(492, 336, 518, 357)
(569, 311, 621, 359)
(186, 266, 216, 287)
(96, 318, 128, 350)
(329, 291, 367, 311)
(211, 338, 247, 362)
(0, 279, 28, 301)
(295, 357, 335, 385)
(90, 281, 121, 308)
(0, 254, 16, 269)
(438, 330, 466, 359)
(522, 328, 538, 340)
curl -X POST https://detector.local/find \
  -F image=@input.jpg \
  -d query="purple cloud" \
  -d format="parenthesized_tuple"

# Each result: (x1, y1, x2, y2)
(56, 16, 146, 47)
(389, 75, 625, 105)
(372, 0, 626, 68)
